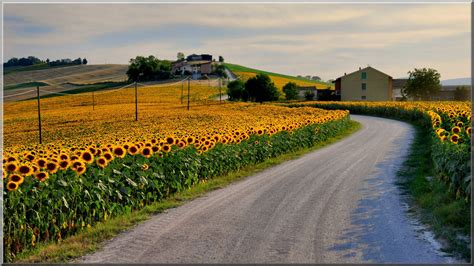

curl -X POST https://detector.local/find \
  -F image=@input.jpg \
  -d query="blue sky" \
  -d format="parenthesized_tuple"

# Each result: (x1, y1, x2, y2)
(4, 2, 471, 80)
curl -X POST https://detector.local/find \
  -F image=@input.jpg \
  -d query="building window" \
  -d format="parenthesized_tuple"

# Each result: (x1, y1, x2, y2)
(361, 83, 366, 90)
(361, 72, 367, 80)
(361, 96, 366, 100)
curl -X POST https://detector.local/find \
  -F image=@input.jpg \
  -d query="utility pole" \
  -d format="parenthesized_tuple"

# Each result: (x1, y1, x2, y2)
(181, 79, 184, 104)
(135, 81, 138, 121)
(219, 77, 222, 104)
(36, 86, 42, 144)
(187, 77, 190, 111)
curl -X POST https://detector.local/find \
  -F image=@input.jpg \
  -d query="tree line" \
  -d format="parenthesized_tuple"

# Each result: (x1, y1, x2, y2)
(4, 56, 88, 67)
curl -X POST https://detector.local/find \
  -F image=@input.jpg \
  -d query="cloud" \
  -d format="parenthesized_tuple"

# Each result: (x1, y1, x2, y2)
(4, 3, 471, 80)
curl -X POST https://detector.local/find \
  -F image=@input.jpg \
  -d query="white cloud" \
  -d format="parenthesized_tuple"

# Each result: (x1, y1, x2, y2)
(4, 3, 471, 79)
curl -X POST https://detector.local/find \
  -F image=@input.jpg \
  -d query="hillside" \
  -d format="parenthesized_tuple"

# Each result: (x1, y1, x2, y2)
(3, 64, 128, 101)
(224, 63, 333, 90)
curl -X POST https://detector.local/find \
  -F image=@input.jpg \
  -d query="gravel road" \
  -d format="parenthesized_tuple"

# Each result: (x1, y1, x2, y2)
(78, 115, 456, 264)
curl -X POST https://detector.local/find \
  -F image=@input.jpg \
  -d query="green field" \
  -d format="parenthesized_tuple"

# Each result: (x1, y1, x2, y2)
(4, 81, 49, 91)
(224, 63, 332, 87)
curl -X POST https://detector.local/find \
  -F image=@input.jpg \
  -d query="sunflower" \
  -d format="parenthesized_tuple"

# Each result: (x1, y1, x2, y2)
(72, 160, 85, 170)
(113, 146, 126, 158)
(74, 166, 87, 175)
(59, 160, 70, 170)
(450, 134, 459, 144)
(466, 127, 472, 136)
(141, 164, 149, 171)
(177, 141, 186, 148)
(128, 145, 139, 155)
(162, 144, 171, 152)
(7, 156, 16, 162)
(5, 162, 18, 172)
(151, 145, 160, 153)
(59, 154, 69, 161)
(186, 136, 195, 144)
(165, 136, 174, 145)
(7, 181, 19, 191)
(26, 153, 35, 161)
(141, 147, 153, 158)
(80, 151, 94, 164)
(9, 174, 24, 184)
(18, 165, 33, 176)
(46, 162, 59, 173)
(452, 126, 461, 134)
(35, 172, 49, 182)
(96, 157, 108, 169)
(103, 152, 114, 161)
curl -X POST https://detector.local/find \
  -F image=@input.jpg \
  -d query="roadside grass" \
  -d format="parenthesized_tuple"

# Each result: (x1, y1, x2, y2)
(4, 81, 49, 91)
(396, 125, 471, 261)
(14, 120, 361, 263)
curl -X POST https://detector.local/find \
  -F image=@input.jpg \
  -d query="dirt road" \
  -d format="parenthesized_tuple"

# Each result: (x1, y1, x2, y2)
(78, 115, 455, 263)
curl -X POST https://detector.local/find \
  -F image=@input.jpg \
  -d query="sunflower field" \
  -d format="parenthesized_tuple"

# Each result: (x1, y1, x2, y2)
(2, 82, 351, 261)
(286, 101, 472, 201)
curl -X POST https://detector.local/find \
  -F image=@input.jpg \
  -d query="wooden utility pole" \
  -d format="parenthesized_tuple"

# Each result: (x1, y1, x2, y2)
(181, 79, 184, 104)
(135, 81, 138, 121)
(219, 78, 222, 104)
(187, 77, 190, 111)
(36, 86, 42, 144)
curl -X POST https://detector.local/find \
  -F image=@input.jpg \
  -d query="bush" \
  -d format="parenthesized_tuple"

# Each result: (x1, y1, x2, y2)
(227, 80, 246, 101)
(245, 74, 280, 103)
(282, 82, 299, 100)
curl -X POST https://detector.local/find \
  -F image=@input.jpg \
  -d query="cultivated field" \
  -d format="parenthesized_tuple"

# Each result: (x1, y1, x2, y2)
(2, 80, 350, 261)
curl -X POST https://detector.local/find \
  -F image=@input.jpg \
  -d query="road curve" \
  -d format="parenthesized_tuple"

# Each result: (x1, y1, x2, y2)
(78, 115, 455, 264)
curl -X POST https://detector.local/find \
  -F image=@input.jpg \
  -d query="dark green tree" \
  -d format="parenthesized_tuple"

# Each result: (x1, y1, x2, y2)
(403, 68, 441, 100)
(453, 86, 470, 101)
(227, 80, 246, 101)
(282, 82, 299, 100)
(82, 58, 88, 65)
(218, 56, 224, 62)
(177, 52, 185, 62)
(126, 55, 171, 82)
(245, 73, 280, 103)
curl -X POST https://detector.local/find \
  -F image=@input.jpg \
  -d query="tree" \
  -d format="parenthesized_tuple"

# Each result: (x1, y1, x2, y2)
(227, 80, 246, 101)
(304, 89, 315, 100)
(403, 68, 441, 100)
(82, 58, 88, 65)
(305, 75, 312, 80)
(214, 64, 227, 78)
(126, 55, 172, 82)
(46, 58, 50, 64)
(453, 86, 470, 101)
(177, 52, 185, 62)
(245, 73, 280, 103)
(311, 76, 321, 81)
(219, 56, 224, 63)
(282, 82, 299, 100)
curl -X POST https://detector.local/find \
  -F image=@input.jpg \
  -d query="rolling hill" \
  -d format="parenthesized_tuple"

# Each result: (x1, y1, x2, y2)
(224, 63, 334, 90)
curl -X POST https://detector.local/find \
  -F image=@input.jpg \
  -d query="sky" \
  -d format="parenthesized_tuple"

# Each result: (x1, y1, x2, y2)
(3, 1, 471, 80)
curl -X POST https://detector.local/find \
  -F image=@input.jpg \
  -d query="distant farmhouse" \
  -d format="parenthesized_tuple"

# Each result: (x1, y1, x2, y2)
(334, 66, 471, 101)
(334, 66, 393, 101)
(172, 54, 216, 79)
